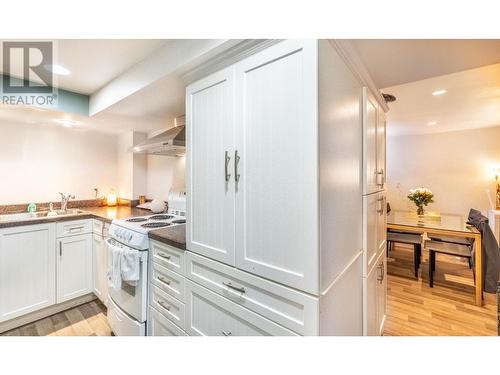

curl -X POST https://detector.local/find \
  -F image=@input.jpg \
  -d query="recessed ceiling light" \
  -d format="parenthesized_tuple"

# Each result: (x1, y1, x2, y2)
(46, 64, 71, 76)
(55, 119, 79, 127)
(427, 121, 437, 126)
(432, 89, 447, 96)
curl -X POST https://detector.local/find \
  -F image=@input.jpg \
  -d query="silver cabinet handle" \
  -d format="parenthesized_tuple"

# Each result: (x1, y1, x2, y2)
(157, 300, 171, 311)
(157, 252, 171, 260)
(234, 150, 240, 183)
(222, 330, 232, 336)
(225, 151, 231, 182)
(376, 169, 384, 187)
(377, 262, 384, 284)
(157, 275, 171, 285)
(377, 196, 385, 215)
(59, 241, 62, 257)
(222, 281, 246, 294)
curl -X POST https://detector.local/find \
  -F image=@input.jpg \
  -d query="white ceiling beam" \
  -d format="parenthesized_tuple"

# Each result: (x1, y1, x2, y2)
(89, 39, 241, 116)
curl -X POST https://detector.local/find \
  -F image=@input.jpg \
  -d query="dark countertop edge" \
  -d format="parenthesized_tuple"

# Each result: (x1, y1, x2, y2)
(148, 225, 186, 250)
(0, 211, 121, 229)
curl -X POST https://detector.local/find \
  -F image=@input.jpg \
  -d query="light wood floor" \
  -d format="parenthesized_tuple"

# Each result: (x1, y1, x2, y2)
(1, 300, 112, 336)
(384, 243, 498, 336)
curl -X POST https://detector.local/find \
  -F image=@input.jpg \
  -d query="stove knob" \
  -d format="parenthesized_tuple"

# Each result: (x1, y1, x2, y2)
(128, 234, 133, 241)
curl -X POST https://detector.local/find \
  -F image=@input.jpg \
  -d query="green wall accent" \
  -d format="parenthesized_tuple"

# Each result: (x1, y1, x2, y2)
(0, 74, 89, 116)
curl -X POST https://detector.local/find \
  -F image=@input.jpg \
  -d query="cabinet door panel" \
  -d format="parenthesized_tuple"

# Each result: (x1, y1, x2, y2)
(92, 232, 108, 305)
(376, 191, 387, 257)
(57, 234, 93, 303)
(234, 39, 319, 294)
(363, 88, 379, 194)
(0, 224, 56, 322)
(363, 194, 379, 275)
(377, 252, 387, 335)
(376, 109, 386, 190)
(186, 67, 236, 266)
(363, 262, 378, 336)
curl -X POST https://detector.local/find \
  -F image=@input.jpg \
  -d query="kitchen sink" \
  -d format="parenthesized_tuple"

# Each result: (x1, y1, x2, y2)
(0, 209, 87, 223)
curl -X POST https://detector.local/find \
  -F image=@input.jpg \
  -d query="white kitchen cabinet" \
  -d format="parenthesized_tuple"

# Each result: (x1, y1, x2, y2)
(186, 67, 236, 266)
(148, 307, 186, 336)
(57, 233, 93, 303)
(185, 279, 296, 336)
(363, 191, 387, 275)
(92, 220, 109, 305)
(0, 224, 56, 323)
(233, 39, 319, 293)
(363, 87, 386, 195)
(363, 250, 387, 336)
(186, 39, 387, 334)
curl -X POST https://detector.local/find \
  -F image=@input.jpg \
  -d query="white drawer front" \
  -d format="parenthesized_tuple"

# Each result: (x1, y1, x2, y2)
(185, 279, 297, 336)
(57, 219, 92, 238)
(186, 252, 318, 335)
(151, 240, 185, 275)
(148, 307, 187, 336)
(151, 262, 186, 302)
(150, 285, 185, 329)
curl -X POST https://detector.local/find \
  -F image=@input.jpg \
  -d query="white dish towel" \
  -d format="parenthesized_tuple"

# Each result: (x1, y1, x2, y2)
(121, 248, 140, 287)
(108, 245, 123, 291)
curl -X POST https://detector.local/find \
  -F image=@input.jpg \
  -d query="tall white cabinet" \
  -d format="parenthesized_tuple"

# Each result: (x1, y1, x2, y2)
(362, 88, 388, 336)
(185, 39, 387, 336)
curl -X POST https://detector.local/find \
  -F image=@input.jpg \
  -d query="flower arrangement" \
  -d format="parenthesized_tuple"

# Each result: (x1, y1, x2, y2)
(407, 188, 434, 215)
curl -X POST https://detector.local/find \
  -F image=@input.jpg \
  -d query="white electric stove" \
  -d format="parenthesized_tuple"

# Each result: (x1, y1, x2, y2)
(106, 189, 186, 336)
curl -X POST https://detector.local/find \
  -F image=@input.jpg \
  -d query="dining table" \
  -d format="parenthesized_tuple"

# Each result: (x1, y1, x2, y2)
(386, 210, 483, 306)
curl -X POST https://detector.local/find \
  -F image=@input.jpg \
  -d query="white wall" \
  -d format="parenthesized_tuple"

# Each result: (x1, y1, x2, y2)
(0, 122, 118, 205)
(146, 155, 185, 201)
(387, 126, 500, 216)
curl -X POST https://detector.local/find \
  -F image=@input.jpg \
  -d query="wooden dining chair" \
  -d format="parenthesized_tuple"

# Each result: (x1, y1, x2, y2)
(387, 231, 423, 279)
(424, 240, 474, 288)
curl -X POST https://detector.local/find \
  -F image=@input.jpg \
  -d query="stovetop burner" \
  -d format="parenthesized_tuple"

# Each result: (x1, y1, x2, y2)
(171, 219, 186, 224)
(141, 222, 171, 228)
(126, 217, 148, 222)
(149, 215, 175, 221)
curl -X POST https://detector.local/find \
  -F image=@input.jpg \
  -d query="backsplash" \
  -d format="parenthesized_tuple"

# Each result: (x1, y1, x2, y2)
(0, 198, 140, 215)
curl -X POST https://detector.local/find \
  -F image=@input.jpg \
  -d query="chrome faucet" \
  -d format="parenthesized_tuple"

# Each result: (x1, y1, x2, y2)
(59, 193, 75, 211)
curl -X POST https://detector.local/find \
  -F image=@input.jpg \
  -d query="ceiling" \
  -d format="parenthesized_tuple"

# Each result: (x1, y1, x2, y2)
(384, 63, 500, 136)
(351, 39, 500, 88)
(0, 39, 167, 94)
(97, 73, 186, 132)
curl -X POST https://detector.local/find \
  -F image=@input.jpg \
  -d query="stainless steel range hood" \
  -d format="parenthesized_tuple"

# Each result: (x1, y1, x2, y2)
(133, 119, 186, 156)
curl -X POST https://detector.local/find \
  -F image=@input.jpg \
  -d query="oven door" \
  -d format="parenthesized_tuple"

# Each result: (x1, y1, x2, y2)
(106, 238, 148, 323)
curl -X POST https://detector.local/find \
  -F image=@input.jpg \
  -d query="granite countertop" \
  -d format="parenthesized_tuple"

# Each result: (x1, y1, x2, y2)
(148, 224, 186, 250)
(0, 205, 187, 250)
(0, 206, 151, 228)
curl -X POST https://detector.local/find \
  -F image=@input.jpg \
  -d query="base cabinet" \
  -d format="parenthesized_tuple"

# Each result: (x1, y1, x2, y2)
(185, 279, 297, 336)
(57, 233, 93, 303)
(0, 224, 56, 323)
(363, 251, 387, 336)
(92, 221, 109, 306)
(148, 307, 186, 336)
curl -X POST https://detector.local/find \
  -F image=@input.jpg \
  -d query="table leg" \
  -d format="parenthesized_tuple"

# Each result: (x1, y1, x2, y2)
(474, 233, 483, 306)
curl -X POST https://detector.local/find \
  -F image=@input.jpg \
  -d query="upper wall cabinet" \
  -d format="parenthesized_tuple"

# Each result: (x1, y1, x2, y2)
(363, 88, 386, 195)
(186, 67, 236, 266)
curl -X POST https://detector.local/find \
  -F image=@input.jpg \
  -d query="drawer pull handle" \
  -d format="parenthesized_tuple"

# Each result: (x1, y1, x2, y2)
(222, 281, 246, 294)
(69, 226, 84, 232)
(157, 276, 171, 285)
(222, 330, 232, 336)
(157, 300, 171, 311)
(157, 252, 171, 260)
